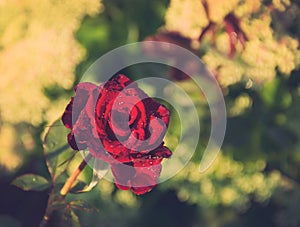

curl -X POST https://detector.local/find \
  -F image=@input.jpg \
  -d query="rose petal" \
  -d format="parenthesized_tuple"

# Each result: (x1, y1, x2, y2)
(147, 116, 167, 148)
(130, 174, 156, 195)
(111, 163, 135, 190)
(150, 145, 172, 158)
(62, 74, 172, 195)
(67, 132, 79, 150)
(62, 98, 74, 129)
(155, 104, 170, 126)
(101, 139, 132, 163)
(73, 82, 97, 123)
(113, 74, 132, 88)
(131, 165, 162, 194)
(111, 163, 161, 195)
(131, 145, 172, 167)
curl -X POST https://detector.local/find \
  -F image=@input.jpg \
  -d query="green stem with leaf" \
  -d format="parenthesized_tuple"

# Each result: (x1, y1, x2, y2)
(40, 154, 91, 226)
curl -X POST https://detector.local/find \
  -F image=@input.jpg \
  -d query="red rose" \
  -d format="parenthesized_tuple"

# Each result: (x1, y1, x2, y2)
(62, 74, 172, 194)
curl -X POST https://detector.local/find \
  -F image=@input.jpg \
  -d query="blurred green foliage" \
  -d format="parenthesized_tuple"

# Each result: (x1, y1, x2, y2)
(1, 0, 300, 226)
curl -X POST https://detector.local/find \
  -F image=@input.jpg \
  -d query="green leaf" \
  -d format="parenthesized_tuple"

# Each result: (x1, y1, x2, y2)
(58, 205, 82, 227)
(70, 210, 82, 227)
(12, 174, 50, 191)
(43, 118, 75, 181)
(59, 209, 73, 227)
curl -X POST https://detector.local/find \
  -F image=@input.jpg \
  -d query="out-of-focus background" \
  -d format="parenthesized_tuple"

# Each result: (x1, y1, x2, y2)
(1, 0, 300, 226)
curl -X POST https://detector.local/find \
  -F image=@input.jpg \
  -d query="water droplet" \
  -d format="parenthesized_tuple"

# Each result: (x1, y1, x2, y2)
(49, 141, 56, 149)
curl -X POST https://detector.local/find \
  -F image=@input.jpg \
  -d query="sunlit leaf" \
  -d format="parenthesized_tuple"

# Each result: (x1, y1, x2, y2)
(43, 119, 75, 182)
(69, 180, 89, 194)
(12, 174, 50, 191)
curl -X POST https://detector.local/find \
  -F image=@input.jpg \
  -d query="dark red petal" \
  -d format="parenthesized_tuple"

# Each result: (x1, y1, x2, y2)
(142, 98, 160, 116)
(102, 139, 132, 162)
(150, 145, 172, 158)
(114, 74, 132, 87)
(104, 74, 132, 91)
(147, 116, 167, 148)
(73, 82, 98, 123)
(62, 98, 74, 129)
(155, 104, 170, 126)
(130, 165, 161, 195)
(128, 105, 138, 125)
(63, 82, 98, 131)
(131, 145, 172, 167)
(95, 88, 120, 137)
(74, 82, 98, 93)
(67, 132, 79, 150)
(63, 82, 98, 151)
(87, 137, 116, 163)
(109, 94, 147, 139)
(111, 163, 135, 190)
(131, 183, 155, 195)
(110, 110, 130, 137)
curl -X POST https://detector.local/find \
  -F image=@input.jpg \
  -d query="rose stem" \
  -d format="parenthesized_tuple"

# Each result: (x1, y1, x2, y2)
(60, 154, 92, 196)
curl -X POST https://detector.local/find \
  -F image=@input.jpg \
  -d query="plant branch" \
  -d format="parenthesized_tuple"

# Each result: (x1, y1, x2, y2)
(60, 154, 92, 196)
